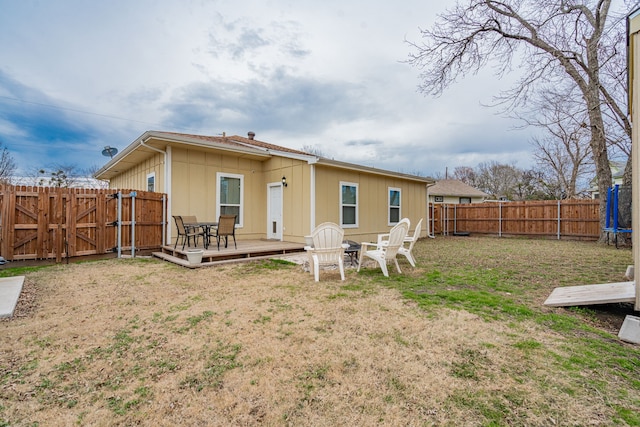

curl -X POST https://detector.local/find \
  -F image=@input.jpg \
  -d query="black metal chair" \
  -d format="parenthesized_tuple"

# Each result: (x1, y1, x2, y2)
(209, 214, 237, 250)
(172, 215, 205, 250)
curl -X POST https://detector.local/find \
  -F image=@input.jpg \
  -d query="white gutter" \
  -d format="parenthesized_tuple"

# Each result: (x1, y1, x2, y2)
(426, 182, 437, 238)
(310, 163, 316, 232)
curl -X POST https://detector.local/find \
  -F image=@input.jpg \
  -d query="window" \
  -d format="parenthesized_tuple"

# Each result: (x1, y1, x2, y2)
(434, 196, 444, 203)
(147, 172, 155, 192)
(459, 197, 471, 204)
(340, 182, 358, 228)
(389, 187, 401, 224)
(217, 173, 243, 227)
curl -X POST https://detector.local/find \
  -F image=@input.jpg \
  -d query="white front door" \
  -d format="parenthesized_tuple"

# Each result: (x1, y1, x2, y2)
(267, 184, 283, 240)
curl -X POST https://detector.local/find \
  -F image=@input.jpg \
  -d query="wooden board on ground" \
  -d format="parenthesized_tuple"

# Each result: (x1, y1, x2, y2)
(544, 281, 635, 307)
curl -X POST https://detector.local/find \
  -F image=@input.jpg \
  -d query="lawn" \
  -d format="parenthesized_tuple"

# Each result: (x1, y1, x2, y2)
(1, 236, 640, 426)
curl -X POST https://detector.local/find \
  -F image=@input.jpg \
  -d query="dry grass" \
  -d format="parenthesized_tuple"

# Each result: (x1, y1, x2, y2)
(1, 236, 639, 426)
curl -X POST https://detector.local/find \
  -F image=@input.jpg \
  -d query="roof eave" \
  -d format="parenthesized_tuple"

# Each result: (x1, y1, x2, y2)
(94, 131, 272, 180)
(315, 158, 434, 184)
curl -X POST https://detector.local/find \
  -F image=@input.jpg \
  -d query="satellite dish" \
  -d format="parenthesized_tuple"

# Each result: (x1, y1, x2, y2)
(102, 146, 118, 158)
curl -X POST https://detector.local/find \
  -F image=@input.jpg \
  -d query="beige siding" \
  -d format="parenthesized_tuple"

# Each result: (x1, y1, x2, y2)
(105, 137, 429, 246)
(109, 152, 164, 192)
(263, 157, 310, 242)
(171, 147, 267, 239)
(314, 166, 427, 243)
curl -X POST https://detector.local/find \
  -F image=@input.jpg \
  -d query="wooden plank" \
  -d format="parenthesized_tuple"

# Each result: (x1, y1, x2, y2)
(544, 281, 636, 307)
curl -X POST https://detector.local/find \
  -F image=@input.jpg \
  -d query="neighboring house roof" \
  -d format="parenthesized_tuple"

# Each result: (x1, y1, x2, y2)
(428, 179, 488, 198)
(94, 130, 434, 184)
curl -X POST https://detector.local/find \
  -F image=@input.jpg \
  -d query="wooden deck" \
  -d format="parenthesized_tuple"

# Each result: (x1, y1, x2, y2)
(153, 239, 306, 268)
(544, 281, 636, 307)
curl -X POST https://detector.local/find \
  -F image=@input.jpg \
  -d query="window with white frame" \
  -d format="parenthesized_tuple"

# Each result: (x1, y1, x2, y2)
(389, 187, 401, 224)
(340, 182, 358, 228)
(459, 197, 471, 204)
(146, 172, 155, 192)
(217, 172, 243, 226)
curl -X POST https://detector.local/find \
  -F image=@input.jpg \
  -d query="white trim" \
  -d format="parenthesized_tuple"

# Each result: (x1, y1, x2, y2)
(310, 164, 316, 231)
(340, 181, 358, 228)
(388, 187, 401, 225)
(146, 171, 156, 192)
(216, 172, 244, 228)
(165, 146, 172, 243)
(267, 183, 284, 240)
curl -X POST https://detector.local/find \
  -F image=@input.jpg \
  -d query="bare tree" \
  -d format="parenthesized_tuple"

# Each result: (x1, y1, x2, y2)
(515, 169, 555, 200)
(476, 161, 522, 200)
(37, 167, 74, 188)
(0, 141, 16, 184)
(523, 87, 595, 198)
(453, 166, 478, 187)
(34, 164, 101, 188)
(406, 0, 637, 237)
(300, 145, 326, 157)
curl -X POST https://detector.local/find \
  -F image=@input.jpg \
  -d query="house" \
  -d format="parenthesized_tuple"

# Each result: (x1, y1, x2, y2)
(589, 161, 625, 199)
(427, 179, 488, 204)
(94, 131, 434, 246)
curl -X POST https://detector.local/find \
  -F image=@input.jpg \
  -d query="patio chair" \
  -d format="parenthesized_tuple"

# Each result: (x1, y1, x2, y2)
(304, 222, 349, 281)
(376, 218, 410, 247)
(181, 215, 206, 241)
(173, 215, 205, 250)
(358, 220, 409, 277)
(181, 215, 199, 228)
(398, 218, 423, 267)
(209, 214, 237, 250)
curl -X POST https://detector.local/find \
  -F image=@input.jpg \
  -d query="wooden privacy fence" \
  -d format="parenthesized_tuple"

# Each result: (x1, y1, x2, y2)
(0, 185, 166, 262)
(429, 200, 601, 240)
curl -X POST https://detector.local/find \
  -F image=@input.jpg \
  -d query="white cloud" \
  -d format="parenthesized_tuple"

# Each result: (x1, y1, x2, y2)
(0, 0, 536, 177)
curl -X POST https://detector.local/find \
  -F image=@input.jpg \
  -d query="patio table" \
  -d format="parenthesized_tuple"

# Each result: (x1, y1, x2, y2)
(343, 240, 361, 267)
(184, 222, 218, 249)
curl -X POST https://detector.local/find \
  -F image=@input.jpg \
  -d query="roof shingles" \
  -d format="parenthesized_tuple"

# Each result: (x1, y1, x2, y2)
(429, 179, 488, 198)
(153, 131, 311, 156)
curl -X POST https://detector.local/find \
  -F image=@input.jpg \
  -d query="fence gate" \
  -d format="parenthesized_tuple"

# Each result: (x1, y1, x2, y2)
(0, 185, 166, 262)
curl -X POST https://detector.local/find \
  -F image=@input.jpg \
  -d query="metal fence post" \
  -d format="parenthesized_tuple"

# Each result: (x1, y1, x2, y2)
(499, 202, 503, 237)
(130, 191, 137, 257)
(117, 191, 122, 258)
(557, 200, 561, 240)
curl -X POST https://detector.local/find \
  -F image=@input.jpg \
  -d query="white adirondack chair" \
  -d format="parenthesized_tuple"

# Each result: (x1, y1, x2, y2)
(304, 222, 349, 281)
(358, 220, 409, 277)
(399, 218, 423, 267)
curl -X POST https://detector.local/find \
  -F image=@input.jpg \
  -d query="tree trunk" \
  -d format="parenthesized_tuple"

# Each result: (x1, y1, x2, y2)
(586, 97, 612, 242)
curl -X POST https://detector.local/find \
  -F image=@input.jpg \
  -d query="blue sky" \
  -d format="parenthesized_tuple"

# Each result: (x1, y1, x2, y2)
(0, 0, 534, 178)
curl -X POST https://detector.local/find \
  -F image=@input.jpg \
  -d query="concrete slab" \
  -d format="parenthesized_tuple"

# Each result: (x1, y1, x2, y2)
(0, 276, 25, 318)
(619, 315, 640, 344)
